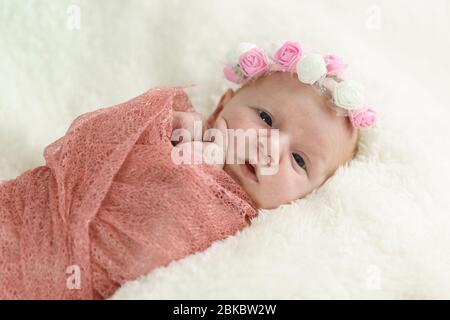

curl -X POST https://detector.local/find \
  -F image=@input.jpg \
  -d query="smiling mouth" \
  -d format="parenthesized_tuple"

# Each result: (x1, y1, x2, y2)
(241, 160, 259, 182)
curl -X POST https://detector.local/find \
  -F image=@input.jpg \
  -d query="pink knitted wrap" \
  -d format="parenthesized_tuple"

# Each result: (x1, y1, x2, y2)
(0, 86, 258, 299)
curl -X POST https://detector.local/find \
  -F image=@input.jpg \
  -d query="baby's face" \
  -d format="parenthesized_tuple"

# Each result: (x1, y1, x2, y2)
(212, 71, 358, 209)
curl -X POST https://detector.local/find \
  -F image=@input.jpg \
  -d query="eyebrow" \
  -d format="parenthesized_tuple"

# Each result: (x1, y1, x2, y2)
(248, 103, 273, 113)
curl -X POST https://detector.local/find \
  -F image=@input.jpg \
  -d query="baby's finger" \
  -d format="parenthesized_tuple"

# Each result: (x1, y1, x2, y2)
(171, 111, 207, 145)
(204, 116, 228, 144)
(214, 116, 228, 134)
(171, 141, 204, 165)
(203, 116, 229, 165)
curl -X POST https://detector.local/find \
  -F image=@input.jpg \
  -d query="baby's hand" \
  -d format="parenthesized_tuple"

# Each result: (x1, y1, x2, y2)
(171, 116, 229, 170)
(202, 116, 229, 168)
(171, 111, 208, 146)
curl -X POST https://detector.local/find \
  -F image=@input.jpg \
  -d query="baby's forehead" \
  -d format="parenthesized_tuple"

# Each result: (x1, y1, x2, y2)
(241, 70, 355, 133)
(249, 71, 326, 101)
(247, 72, 337, 121)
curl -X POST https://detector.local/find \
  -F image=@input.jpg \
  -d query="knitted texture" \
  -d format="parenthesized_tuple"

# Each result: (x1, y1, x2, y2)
(0, 86, 258, 299)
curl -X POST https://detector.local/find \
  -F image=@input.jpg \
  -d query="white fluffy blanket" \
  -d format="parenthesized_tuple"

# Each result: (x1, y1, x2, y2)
(1, 0, 450, 299)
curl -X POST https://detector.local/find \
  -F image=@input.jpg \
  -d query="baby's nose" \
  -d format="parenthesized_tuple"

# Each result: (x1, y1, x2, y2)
(256, 131, 280, 167)
(254, 141, 268, 164)
(255, 137, 281, 176)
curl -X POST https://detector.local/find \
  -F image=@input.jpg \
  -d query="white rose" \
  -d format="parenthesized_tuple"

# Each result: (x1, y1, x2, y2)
(332, 80, 365, 110)
(296, 54, 327, 84)
(225, 42, 258, 66)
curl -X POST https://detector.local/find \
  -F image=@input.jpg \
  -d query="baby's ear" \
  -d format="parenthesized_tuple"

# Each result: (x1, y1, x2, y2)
(206, 89, 234, 128)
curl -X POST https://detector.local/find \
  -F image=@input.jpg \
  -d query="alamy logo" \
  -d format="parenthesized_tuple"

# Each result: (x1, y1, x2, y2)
(171, 120, 280, 175)
(66, 264, 81, 290)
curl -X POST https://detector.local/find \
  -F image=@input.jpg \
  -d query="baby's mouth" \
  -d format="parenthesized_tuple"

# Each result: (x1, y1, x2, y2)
(241, 160, 259, 182)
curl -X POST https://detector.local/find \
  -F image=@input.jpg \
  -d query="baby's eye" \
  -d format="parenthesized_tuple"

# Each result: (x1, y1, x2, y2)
(292, 153, 307, 171)
(259, 110, 273, 127)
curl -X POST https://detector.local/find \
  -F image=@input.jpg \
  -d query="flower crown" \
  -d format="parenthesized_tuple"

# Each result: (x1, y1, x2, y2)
(223, 41, 377, 129)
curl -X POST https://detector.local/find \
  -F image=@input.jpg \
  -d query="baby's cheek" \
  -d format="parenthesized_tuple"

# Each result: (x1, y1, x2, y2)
(265, 167, 308, 203)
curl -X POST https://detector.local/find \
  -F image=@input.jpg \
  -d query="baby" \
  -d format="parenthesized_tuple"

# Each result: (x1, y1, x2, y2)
(0, 40, 377, 299)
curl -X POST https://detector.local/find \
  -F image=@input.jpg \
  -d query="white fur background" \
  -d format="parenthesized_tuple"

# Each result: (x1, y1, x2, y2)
(1, 0, 450, 299)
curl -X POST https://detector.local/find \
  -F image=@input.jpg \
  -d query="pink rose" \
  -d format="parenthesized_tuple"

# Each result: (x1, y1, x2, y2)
(349, 107, 377, 128)
(238, 48, 269, 78)
(274, 41, 303, 71)
(324, 54, 348, 78)
(223, 65, 243, 84)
